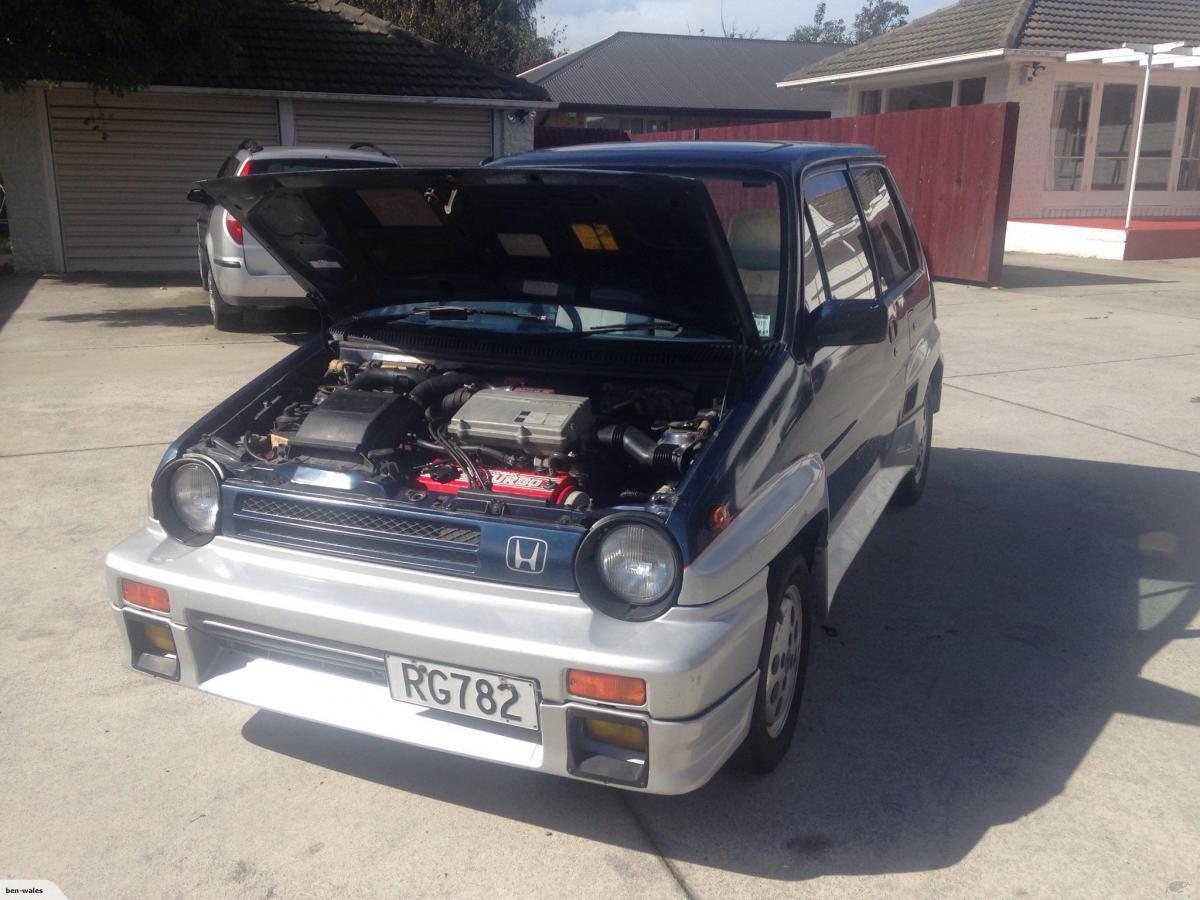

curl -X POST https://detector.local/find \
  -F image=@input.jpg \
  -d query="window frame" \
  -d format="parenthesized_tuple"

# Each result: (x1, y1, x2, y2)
(799, 163, 879, 306)
(849, 163, 920, 298)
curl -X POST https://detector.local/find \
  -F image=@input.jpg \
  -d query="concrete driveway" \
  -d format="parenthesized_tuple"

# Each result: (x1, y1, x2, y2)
(1, 256, 1198, 899)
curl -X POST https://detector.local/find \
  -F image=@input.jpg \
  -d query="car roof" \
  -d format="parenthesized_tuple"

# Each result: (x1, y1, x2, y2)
(493, 140, 880, 174)
(241, 145, 396, 163)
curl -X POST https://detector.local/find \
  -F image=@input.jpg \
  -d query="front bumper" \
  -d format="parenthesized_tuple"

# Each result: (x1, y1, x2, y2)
(106, 526, 767, 794)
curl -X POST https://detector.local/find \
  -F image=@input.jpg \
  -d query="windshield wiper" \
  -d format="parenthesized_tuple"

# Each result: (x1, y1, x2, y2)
(567, 320, 684, 335)
(396, 305, 550, 323)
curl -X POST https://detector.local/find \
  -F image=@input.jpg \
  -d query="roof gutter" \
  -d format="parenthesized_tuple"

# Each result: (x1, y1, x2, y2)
(776, 47, 1008, 87)
(37, 81, 558, 110)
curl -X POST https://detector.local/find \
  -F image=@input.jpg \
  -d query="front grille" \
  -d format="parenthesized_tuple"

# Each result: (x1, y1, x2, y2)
(230, 491, 480, 573)
(196, 616, 387, 684)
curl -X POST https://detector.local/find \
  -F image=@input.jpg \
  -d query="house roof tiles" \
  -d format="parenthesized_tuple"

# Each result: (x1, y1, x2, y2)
(783, 0, 1200, 82)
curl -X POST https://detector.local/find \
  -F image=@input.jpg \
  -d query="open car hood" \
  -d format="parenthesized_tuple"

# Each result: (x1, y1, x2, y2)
(198, 167, 760, 345)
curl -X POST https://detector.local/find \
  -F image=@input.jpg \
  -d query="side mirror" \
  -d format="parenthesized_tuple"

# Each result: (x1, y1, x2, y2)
(186, 186, 211, 204)
(810, 299, 888, 349)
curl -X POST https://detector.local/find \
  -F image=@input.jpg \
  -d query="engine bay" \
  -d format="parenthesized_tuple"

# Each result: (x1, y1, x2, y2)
(196, 343, 728, 518)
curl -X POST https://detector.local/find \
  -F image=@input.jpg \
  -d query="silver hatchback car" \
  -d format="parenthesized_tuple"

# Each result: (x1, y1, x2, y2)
(192, 141, 399, 330)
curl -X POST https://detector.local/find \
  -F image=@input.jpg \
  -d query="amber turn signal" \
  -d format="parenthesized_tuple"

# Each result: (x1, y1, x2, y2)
(120, 579, 171, 612)
(567, 669, 646, 705)
(708, 503, 732, 534)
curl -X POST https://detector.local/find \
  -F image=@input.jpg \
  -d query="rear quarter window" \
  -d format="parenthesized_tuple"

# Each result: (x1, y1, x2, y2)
(851, 166, 915, 293)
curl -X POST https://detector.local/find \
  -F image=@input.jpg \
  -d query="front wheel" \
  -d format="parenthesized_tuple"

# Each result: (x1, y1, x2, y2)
(737, 560, 811, 774)
(893, 399, 933, 506)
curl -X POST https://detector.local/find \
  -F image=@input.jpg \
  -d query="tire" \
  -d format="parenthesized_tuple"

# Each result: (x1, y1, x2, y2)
(207, 271, 243, 332)
(737, 559, 812, 774)
(198, 246, 209, 291)
(893, 399, 933, 507)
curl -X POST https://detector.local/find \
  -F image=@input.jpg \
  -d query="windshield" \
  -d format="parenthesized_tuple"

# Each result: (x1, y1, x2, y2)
(346, 302, 728, 341)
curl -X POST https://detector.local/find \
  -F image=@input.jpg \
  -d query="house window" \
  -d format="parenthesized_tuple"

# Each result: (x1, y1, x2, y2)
(1134, 85, 1181, 191)
(1180, 89, 1200, 191)
(887, 81, 953, 112)
(584, 115, 671, 133)
(858, 90, 882, 115)
(958, 77, 986, 106)
(1047, 83, 1092, 191)
(1092, 83, 1138, 191)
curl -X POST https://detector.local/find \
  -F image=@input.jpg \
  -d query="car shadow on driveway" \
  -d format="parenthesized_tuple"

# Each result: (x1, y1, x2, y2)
(999, 264, 1166, 290)
(242, 447, 1200, 880)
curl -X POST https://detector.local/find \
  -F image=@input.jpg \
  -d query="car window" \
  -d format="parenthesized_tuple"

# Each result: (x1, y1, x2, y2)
(702, 177, 784, 339)
(851, 166, 914, 293)
(800, 207, 827, 313)
(804, 170, 875, 301)
(216, 154, 240, 178)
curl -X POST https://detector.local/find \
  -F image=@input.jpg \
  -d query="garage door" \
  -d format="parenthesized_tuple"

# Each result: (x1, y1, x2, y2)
(47, 89, 279, 271)
(294, 101, 493, 166)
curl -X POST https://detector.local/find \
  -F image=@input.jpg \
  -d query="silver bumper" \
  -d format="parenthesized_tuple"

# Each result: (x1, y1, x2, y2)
(210, 261, 311, 307)
(106, 527, 768, 794)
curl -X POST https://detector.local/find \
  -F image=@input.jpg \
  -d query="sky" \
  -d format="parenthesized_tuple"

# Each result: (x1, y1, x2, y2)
(539, 0, 945, 53)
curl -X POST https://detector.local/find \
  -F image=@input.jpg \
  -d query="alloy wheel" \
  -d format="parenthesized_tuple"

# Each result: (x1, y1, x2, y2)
(764, 585, 804, 738)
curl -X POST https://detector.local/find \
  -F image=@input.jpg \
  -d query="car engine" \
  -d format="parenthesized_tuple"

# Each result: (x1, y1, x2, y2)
(219, 354, 722, 513)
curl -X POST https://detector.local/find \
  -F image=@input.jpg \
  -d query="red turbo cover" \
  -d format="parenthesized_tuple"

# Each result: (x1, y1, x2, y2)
(417, 466, 576, 503)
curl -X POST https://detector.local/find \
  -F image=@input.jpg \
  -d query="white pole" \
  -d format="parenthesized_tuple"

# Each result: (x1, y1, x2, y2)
(1125, 50, 1153, 229)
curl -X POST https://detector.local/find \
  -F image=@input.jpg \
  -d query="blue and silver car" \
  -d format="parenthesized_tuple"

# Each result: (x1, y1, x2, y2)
(107, 142, 943, 794)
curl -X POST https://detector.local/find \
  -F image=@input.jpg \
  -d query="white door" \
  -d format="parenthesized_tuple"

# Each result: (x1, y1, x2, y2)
(294, 101, 493, 166)
(47, 89, 280, 271)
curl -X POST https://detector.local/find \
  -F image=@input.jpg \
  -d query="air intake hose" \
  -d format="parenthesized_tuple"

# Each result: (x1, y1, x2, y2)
(348, 367, 415, 393)
(410, 372, 475, 412)
(597, 424, 694, 476)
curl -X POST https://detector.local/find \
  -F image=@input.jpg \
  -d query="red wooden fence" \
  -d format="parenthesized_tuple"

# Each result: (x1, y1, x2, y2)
(632, 103, 1021, 285)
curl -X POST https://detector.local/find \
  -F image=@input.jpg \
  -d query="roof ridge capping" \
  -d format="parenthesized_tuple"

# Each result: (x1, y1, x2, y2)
(1001, 0, 1038, 48)
(777, 0, 1024, 86)
(611, 30, 850, 46)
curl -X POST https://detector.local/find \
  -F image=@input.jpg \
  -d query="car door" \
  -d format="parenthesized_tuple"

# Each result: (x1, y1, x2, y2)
(849, 163, 932, 420)
(799, 165, 905, 520)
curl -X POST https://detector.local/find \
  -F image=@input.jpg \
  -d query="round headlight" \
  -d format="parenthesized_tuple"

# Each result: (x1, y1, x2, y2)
(576, 515, 683, 620)
(597, 523, 677, 605)
(158, 460, 222, 540)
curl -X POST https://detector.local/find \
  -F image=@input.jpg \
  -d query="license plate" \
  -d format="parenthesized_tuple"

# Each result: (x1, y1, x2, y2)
(385, 656, 540, 731)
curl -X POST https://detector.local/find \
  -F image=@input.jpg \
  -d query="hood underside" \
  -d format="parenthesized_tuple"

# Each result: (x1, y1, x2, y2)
(198, 167, 760, 344)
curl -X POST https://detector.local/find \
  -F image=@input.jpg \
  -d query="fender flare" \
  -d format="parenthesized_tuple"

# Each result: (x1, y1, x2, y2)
(679, 453, 830, 608)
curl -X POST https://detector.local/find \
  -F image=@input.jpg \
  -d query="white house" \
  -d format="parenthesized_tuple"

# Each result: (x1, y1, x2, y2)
(778, 0, 1200, 259)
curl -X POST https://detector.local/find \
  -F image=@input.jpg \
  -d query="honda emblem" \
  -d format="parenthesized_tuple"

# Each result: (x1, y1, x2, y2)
(506, 536, 548, 574)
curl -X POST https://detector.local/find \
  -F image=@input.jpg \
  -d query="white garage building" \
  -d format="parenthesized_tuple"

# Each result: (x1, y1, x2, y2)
(0, 0, 552, 274)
